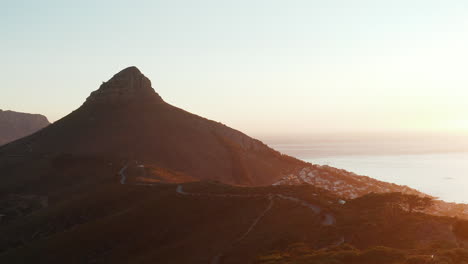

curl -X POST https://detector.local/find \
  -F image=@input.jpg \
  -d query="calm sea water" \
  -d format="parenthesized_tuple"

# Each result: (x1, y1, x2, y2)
(269, 136, 468, 203)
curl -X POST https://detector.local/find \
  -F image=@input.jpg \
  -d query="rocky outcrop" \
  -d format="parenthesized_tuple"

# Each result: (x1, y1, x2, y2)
(0, 110, 50, 146)
(85, 66, 163, 104)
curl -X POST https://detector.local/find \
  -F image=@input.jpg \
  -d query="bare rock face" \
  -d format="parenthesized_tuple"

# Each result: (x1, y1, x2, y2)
(85, 66, 163, 104)
(0, 110, 50, 146)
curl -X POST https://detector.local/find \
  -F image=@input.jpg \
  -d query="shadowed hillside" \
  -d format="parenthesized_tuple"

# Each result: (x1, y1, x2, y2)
(0, 181, 465, 264)
(0, 67, 302, 189)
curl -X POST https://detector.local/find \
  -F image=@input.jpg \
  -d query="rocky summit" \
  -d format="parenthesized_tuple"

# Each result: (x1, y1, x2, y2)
(85, 66, 163, 104)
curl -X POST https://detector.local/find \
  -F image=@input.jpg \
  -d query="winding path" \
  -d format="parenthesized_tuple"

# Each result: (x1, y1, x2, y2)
(235, 194, 275, 243)
(276, 194, 335, 226)
(120, 166, 337, 263)
(176, 185, 335, 226)
(119, 165, 128, 184)
(175, 184, 337, 263)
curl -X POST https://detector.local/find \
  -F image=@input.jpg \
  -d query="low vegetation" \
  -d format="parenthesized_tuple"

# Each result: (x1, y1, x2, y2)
(256, 243, 468, 264)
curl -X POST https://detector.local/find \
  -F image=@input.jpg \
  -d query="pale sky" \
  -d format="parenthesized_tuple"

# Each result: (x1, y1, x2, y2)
(2, 0, 468, 138)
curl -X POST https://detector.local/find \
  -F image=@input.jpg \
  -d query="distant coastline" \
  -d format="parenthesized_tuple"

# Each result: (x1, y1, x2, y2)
(269, 136, 468, 203)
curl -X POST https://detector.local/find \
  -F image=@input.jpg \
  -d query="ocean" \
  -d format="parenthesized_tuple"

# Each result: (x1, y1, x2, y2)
(269, 135, 468, 203)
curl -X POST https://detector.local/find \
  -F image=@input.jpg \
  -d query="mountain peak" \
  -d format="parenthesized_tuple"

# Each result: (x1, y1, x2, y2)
(116, 66, 142, 75)
(85, 66, 162, 104)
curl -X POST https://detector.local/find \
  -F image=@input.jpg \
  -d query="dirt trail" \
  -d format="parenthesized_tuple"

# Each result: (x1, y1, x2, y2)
(235, 195, 275, 243)
(176, 185, 335, 226)
(119, 165, 128, 184)
(207, 196, 274, 264)
(121, 171, 337, 263)
(174, 184, 338, 263)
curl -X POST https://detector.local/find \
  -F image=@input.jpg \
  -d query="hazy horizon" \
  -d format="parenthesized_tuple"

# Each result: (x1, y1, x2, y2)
(4, 1, 468, 137)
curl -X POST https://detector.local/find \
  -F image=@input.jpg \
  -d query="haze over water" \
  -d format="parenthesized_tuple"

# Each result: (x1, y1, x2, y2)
(269, 133, 468, 203)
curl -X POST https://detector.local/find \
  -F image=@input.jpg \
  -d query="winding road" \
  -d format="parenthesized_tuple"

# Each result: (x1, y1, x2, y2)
(175, 184, 337, 263)
(120, 166, 337, 263)
(119, 165, 128, 184)
(176, 184, 336, 226)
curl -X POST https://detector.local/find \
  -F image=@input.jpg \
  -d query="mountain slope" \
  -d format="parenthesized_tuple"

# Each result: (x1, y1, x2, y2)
(0, 110, 49, 146)
(0, 182, 463, 264)
(0, 66, 302, 188)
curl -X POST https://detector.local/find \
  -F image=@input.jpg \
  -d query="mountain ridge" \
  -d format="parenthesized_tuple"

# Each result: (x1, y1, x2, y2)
(0, 66, 303, 187)
(0, 110, 50, 146)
